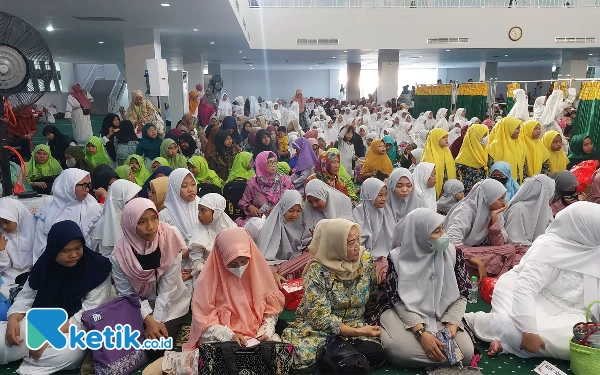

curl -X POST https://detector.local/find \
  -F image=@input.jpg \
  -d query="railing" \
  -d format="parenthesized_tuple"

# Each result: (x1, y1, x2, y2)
(82, 64, 98, 92)
(249, 0, 597, 7)
(108, 73, 126, 113)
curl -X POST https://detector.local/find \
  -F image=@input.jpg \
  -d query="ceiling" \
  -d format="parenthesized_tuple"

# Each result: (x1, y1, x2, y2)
(1, 0, 599, 70)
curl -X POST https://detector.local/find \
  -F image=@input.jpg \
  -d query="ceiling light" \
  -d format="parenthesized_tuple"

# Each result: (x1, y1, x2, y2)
(161, 3, 170, 6)
(242, 57, 247, 59)
(239, 50, 243, 53)
(343, 50, 348, 53)
(505, 54, 509, 57)
(590, 53, 594, 56)
(316, 64, 319, 67)
(193, 28, 199, 31)
(249, 64, 253, 67)
(251, 67, 254, 70)
(310, 67, 313, 70)
(210, 41, 215, 45)
(98, 41, 104, 44)
(332, 57, 336, 59)
(446, 49, 451, 52)
(46, 25, 54, 31)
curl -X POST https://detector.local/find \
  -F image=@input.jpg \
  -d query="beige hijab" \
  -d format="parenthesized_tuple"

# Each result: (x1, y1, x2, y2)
(150, 176, 169, 212)
(304, 218, 365, 281)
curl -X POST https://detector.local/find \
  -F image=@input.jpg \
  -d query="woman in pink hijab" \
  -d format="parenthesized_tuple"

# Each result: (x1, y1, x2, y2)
(197, 96, 216, 127)
(66, 83, 94, 145)
(185, 227, 285, 349)
(292, 88, 308, 131)
(111, 198, 190, 360)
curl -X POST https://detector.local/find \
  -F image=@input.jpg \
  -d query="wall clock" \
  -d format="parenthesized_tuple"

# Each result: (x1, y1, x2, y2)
(509, 26, 523, 41)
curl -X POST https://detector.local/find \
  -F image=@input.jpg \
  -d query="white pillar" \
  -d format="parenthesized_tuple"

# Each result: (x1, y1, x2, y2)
(58, 63, 74, 92)
(185, 55, 205, 94)
(378, 50, 399, 102)
(561, 51, 588, 91)
(123, 29, 162, 96)
(347, 63, 361, 102)
(479, 62, 498, 82)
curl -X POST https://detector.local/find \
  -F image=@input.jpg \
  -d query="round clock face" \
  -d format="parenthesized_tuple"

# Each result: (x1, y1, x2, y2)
(509, 27, 522, 41)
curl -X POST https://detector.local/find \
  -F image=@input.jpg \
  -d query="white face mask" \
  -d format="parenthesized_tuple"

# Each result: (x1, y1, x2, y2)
(227, 264, 248, 278)
(66, 158, 76, 168)
(480, 136, 489, 146)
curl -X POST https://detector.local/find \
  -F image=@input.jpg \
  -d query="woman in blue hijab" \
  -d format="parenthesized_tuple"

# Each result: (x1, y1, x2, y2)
(489, 161, 520, 202)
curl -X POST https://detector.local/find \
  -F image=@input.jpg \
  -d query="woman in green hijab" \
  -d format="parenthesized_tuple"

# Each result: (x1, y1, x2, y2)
(65, 146, 96, 174)
(124, 154, 151, 186)
(160, 138, 188, 169)
(84, 136, 112, 167)
(567, 134, 598, 169)
(226, 151, 255, 183)
(150, 156, 170, 172)
(26, 144, 63, 194)
(187, 156, 223, 188)
(115, 165, 136, 183)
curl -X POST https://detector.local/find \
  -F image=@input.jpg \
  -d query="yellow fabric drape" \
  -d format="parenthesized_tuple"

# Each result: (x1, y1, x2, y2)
(542, 130, 569, 174)
(415, 84, 453, 96)
(421, 128, 457, 197)
(488, 117, 525, 183)
(457, 83, 488, 96)
(519, 120, 550, 176)
(455, 124, 489, 172)
(507, 83, 520, 98)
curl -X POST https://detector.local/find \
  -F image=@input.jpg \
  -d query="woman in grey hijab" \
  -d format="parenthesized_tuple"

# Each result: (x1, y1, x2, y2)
(353, 178, 395, 284)
(549, 170, 581, 217)
(379, 208, 474, 367)
(386, 168, 418, 223)
(436, 179, 465, 215)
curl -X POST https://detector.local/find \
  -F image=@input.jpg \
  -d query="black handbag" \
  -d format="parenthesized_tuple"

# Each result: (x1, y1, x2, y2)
(82, 108, 91, 116)
(316, 336, 371, 375)
(197, 341, 293, 375)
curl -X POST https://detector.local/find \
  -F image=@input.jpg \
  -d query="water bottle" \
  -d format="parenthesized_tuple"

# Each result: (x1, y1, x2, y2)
(468, 276, 478, 303)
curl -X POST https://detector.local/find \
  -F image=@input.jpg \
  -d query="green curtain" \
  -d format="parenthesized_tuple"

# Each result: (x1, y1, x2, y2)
(455, 95, 487, 120)
(572, 82, 600, 150)
(413, 95, 451, 117)
(505, 97, 515, 116)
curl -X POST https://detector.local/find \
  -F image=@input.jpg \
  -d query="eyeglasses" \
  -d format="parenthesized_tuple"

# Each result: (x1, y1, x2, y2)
(76, 183, 91, 190)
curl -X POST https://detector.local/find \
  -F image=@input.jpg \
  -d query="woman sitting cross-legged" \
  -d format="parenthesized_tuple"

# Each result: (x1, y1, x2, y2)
(281, 218, 386, 373)
(0, 220, 114, 374)
(378, 208, 474, 368)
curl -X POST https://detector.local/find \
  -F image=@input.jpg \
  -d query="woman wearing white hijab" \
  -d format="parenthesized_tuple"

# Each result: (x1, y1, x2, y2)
(353, 178, 395, 284)
(217, 93, 232, 118)
(453, 108, 467, 127)
(444, 179, 518, 281)
(465, 201, 600, 360)
(507, 89, 529, 122)
(248, 96, 261, 119)
(539, 88, 576, 135)
(91, 179, 142, 257)
(413, 129, 429, 150)
(436, 108, 451, 131)
(408, 148, 423, 172)
(0, 199, 35, 300)
(412, 162, 437, 210)
(322, 117, 338, 147)
(380, 208, 474, 367)
(423, 111, 437, 130)
(503, 174, 555, 247)
(159, 168, 201, 246)
(396, 114, 414, 145)
(272, 101, 282, 122)
(386, 168, 418, 223)
(32, 168, 103, 263)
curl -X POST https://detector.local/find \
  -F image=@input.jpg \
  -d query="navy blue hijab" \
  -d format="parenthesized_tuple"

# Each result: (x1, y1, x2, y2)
(138, 166, 173, 198)
(29, 220, 111, 317)
(220, 116, 242, 144)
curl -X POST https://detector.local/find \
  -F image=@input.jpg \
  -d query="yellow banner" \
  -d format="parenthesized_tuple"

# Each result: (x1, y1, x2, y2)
(578, 81, 600, 101)
(457, 82, 488, 96)
(507, 83, 520, 98)
(415, 84, 452, 96)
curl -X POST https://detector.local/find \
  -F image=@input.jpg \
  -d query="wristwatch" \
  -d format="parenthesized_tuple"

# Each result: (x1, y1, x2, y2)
(413, 327, 426, 340)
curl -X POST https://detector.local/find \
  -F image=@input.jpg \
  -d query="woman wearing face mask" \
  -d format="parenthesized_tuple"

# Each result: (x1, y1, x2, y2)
(445, 179, 518, 282)
(112, 198, 190, 361)
(282, 219, 386, 372)
(542, 130, 569, 174)
(386, 168, 418, 223)
(567, 134, 598, 169)
(421, 128, 456, 197)
(455, 124, 489, 194)
(353, 178, 395, 285)
(487, 117, 525, 184)
(378, 208, 474, 367)
(412, 162, 438, 211)
(549, 171, 582, 217)
(185, 227, 285, 349)
(489, 162, 521, 203)
(0, 220, 113, 373)
(64, 146, 95, 175)
(33, 169, 103, 263)
(26, 144, 63, 195)
(436, 179, 465, 215)
(519, 120, 550, 178)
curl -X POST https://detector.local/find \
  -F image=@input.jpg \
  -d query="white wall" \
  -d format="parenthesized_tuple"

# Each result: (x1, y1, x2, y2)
(221, 69, 335, 100)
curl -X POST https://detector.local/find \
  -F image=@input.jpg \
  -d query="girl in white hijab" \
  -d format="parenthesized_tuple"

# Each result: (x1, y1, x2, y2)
(423, 111, 437, 130)
(380, 208, 474, 367)
(408, 148, 423, 172)
(272, 101, 282, 122)
(0, 199, 35, 300)
(413, 129, 429, 150)
(189, 193, 237, 280)
(217, 93, 232, 118)
(32, 168, 102, 263)
(386, 168, 417, 223)
(91, 179, 142, 257)
(539, 88, 576, 135)
(453, 108, 467, 127)
(412, 162, 437, 210)
(444, 179, 518, 280)
(436, 108, 451, 131)
(507, 89, 529, 122)
(396, 114, 414, 145)
(248, 96, 261, 119)
(503, 174, 555, 246)
(465, 201, 600, 360)
(159, 168, 201, 246)
(436, 179, 465, 215)
(353, 178, 395, 284)
(336, 114, 346, 132)
(532, 96, 546, 122)
(322, 117, 338, 147)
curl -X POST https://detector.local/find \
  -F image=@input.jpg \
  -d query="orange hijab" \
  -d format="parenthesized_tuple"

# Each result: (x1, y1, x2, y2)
(361, 139, 393, 176)
(186, 227, 285, 349)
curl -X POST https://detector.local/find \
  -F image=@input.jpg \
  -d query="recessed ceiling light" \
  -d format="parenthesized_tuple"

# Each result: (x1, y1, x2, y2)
(46, 25, 54, 31)
(239, 50, 243, 53)
(251, 67, 254, 70)
(249, 64, 253, 67)
(98, 41, 104, 44)
(310, 67, 313, 70)
(589, 53, 594, 56)
(505, 54, 509, 57)
(332, 57, 336, 59)
(343, 50, 348, 53)
(316, 64, 319, 66)
(161, 3, 170, 6)
(242, 57, 247, 59)
(446, 49, 451, 52)
(210, 41, 215, 45)
(193, 29, 199, 31)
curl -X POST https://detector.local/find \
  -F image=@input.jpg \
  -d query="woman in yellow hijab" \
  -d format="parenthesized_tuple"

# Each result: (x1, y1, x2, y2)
(421, 128, 456, 197)
(361, 139, 394, 178)
(188, 90, 200, 116)
(542, 130, 569, 174)
(455, 124, 489, 194)
(519, 120, 550, 177)
(487, 117, 525, 183)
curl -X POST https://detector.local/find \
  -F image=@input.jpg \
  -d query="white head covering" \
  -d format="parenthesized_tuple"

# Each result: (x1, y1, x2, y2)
(409, 148, 424, 170)
(532, 96, 546, 122)
(412, 162, 437, 210)
(423, 111, 437, 130)
(386, 168, 418, 223)
(0, 198, 35, 270)
(303, 179, 355, 239)
(322, 120, 338, 147)
(454, 108, 467, 126)
(258, 190, 304, 261)
(248, 96, 261, 119)
(504, 174, 555, 246)
(190, 193, 237, 251)
(414, 129, 429, 149)
(270, 101, 282, 121)
(436, 179, 465, 214)
(514, 201, 600, 320)
(164, 168, 201, 244)
(390, 208, 461, 331)
(436, 108, 451, 131)
(93, 180, 141, 248)
(539, 89, 564, 127)
(448, 126, 463, 146)
(444, 179, 507, 247)
(353, 178, 395, 258)
(507, 89, 529, 122)
(218, 93, 232, 116)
